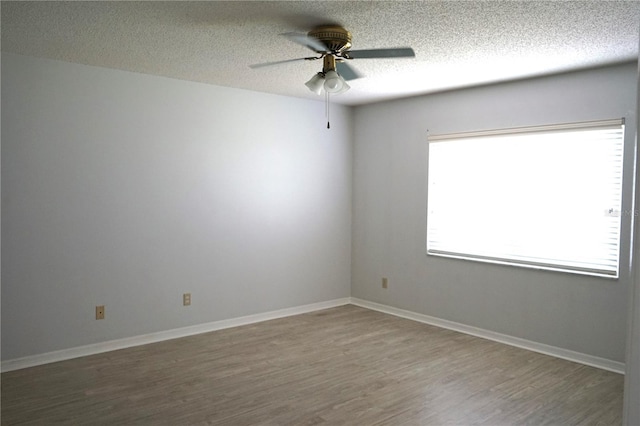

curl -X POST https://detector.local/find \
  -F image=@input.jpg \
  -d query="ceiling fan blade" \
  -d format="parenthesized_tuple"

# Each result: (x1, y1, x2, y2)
(249, 57, 315, 69)
(281, 32, 327, 53)
(336, 61, 362, 81)
(347, 47, 415, 59)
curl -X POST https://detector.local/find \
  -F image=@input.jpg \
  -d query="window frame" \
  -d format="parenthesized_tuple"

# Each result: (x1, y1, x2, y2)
(426, 118, 625, 279)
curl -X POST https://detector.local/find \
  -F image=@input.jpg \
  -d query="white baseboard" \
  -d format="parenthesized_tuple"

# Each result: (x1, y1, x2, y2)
(3, 297, 624, 375)
(1, 298, 351, 372)
(350, 297, 626, 375)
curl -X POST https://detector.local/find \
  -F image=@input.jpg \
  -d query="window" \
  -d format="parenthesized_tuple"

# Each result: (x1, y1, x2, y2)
(427, 119, 625, 278)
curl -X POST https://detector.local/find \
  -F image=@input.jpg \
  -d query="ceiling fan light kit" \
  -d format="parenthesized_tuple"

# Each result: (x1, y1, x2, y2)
(305, 56, 350, 95)
(303, 49, 352, 96)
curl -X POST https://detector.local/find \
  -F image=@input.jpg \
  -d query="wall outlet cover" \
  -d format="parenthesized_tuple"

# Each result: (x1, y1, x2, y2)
(96, 305, 105, 320)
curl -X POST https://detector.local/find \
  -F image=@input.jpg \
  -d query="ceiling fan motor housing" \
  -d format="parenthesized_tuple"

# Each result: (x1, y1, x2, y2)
(308, 25, 352, 53)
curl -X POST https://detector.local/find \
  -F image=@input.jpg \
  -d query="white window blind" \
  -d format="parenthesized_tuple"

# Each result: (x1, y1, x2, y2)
(427, 119, 625, 278)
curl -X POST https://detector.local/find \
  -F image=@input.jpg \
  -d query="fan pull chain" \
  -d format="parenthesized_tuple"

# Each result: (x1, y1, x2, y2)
(326, 91, 331, 129)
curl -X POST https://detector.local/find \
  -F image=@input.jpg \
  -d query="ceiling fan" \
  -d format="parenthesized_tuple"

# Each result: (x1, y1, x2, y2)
(249, 25, 415, 95)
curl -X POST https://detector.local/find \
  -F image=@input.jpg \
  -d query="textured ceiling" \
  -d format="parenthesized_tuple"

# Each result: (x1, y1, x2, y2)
(2, 1, 639, 106)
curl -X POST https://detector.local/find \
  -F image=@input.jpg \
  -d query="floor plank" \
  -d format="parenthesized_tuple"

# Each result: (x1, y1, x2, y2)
(1, 305, 623, 425)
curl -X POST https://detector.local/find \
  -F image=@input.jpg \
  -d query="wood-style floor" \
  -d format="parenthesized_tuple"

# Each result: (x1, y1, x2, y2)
(1, 305, 623, 425)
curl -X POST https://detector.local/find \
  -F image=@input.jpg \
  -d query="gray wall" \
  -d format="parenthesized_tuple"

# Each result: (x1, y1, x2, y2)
(1, 53, 353, 360)
(352, 63, 638, 363)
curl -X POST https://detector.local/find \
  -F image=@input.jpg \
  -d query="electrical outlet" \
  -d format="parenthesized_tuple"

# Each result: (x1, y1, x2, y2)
(183, 293, 191, 306)
(96, 305, 105, 320)
(382, 277, 388, 289)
